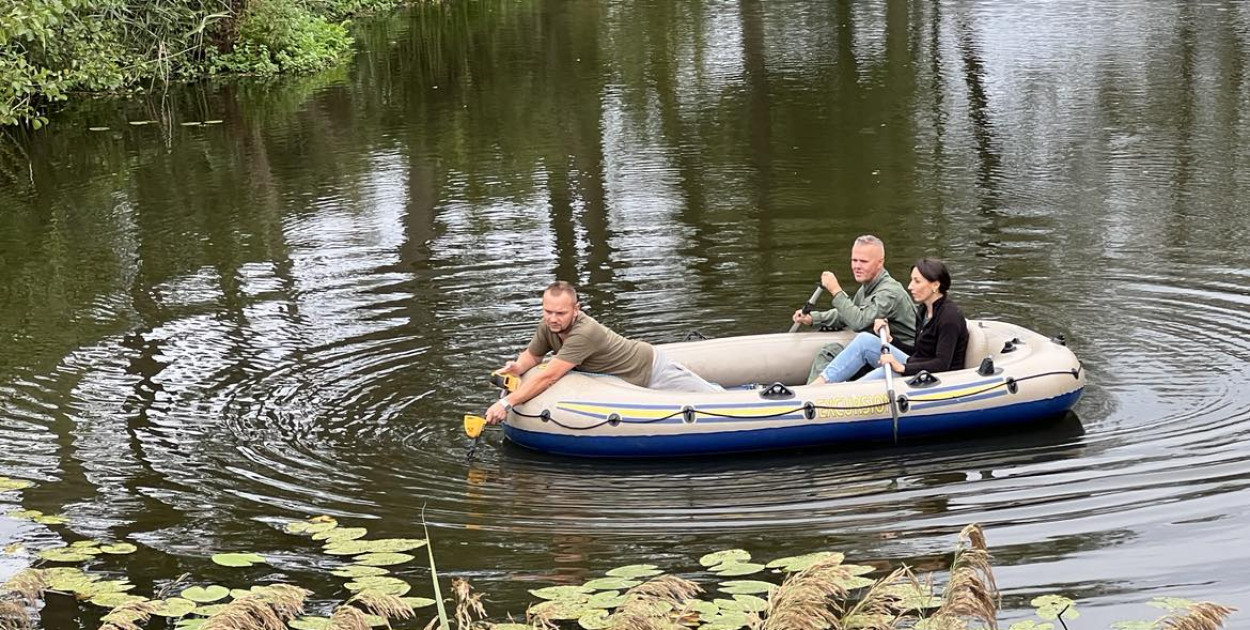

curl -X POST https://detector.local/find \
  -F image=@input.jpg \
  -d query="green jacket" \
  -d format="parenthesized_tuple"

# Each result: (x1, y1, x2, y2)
(809, 270, 918, 351)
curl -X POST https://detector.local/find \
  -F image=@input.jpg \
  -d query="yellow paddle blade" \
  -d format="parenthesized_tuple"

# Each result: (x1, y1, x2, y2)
(489, 371, 520, 392)
(464, 414, 486, 439)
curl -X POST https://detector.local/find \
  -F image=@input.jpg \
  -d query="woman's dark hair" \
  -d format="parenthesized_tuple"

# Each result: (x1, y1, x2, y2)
(913, 258, 952, 294)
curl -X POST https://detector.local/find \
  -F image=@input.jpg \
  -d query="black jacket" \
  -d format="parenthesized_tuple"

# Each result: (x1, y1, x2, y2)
(903, 296, 968, 376)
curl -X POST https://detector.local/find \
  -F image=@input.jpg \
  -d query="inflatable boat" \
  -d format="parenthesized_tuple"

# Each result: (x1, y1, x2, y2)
(498, 320, 1084, 457)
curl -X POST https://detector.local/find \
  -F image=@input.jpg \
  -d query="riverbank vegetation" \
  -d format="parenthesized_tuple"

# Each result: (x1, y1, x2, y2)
(1, 0, 407, 128)
(1, 475, 1239, 630)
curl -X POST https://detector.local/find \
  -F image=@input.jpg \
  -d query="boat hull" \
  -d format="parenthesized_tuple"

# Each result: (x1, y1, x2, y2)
(500, 320, 1084, 458)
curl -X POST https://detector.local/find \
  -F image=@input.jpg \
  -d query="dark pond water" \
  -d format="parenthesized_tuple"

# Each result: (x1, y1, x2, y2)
(2, 0, 1250, 625)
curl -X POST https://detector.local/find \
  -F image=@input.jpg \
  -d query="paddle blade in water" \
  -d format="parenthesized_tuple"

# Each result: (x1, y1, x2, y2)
(463, 415, 486, 438)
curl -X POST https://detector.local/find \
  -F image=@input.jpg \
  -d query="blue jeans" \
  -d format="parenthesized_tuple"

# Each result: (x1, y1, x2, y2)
(819, 332, 911, 383)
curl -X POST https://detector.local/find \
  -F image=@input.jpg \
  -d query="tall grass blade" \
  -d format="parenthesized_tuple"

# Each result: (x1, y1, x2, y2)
(422, 505, 451, 630)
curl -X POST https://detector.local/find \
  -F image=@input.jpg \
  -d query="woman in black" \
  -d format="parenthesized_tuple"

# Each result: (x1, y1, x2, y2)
(812, 258, 969, 383)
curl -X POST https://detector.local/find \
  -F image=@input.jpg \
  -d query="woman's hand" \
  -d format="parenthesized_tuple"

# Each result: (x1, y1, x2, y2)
(878, 354, 905, 373)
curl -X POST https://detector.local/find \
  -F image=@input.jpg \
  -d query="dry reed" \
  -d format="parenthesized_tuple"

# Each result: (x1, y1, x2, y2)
(597, 575, 702, 630)
(2, 570, 47, 606)
(763, 555, 852, 630)
(1, 599, 31, 630)
(837, 567, 913, 630)
(1161, 602, 1237, 630)
(99, 600, 158, 630)
(926, 523, 999, 630)
(452, 578, 486, 630)
(329, 604, 372, 630)
(349, 589, 415, 623)
(201, 584, 310, 630)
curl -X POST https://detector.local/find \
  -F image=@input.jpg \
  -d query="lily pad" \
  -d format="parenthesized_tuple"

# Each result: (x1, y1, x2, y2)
(605, 564, 662, 579)
(699, 549, 751, 568)
(884, 584, 942, 611)
(731, 594, 768, 613)
(88, 127, 111, 132)
(77, 580, 136, 598)
(70, 541, 100, 549)
(152, 598, 198, 617)
(1146, 597, 1194, 613)
(7, 510, 42, 520)
(400, 597, 436, 609)
(89, 593, 148, 608)
(577, 609, 610, 629)
(286, 517, 338, 535)
(37, 548, 95, 563)
(46, 571, 98, 593)
(836, 576, 876, 590)
(766, 551, 843, 572)
(353, 552, 414, 567)
(842, 564, 876, 576)
(325, 538, 428, 555)
(289, 617, 332, 630)
(175, 619, 206, 630)
(586, 591, 627, 609)
(527, 599, 590, 620)
(34, 514, 70, 525)
(582, 577, 640, 591)
(717, 580, 778, 595)
(3, 543, 24, 554)
(344, 576, 411, 596)
(712, 562, 766, 577)
(1032, 595, 1079, 620)
(99, 543, 138, 555)
(0, 477, 34, 491)
(181, 586, 230, 603)
(315, 527, 368, 543)
(700, 610, 752, 630)
(191, 604, 228, 616)
(680, 599, 719, 617)
(331, 565, 390, 578)
(1005, 621, 1055, 630)
(211, 552, 265, 567)
(529, 585, 594, 601)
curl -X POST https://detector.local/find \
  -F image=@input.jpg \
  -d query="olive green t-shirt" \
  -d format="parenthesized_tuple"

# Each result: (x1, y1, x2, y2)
(526, 313, 655, 387)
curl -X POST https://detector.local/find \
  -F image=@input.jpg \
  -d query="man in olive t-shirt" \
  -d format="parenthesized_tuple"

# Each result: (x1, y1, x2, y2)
(483, 281, 721, 424)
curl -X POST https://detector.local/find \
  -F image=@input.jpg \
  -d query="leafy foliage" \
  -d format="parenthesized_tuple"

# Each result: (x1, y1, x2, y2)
(0, 0, 403, 126)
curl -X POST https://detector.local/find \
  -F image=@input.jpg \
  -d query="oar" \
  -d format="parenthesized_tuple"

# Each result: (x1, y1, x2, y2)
(464, 414, 487, 461)
(879, 327, 902, 443)
(788, 283, 825, 333)
(464, 370, 521, 461)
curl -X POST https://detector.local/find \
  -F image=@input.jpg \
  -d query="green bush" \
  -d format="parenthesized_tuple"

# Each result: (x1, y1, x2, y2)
(219, 0, 352, 74)
(0, 0, 381, 126)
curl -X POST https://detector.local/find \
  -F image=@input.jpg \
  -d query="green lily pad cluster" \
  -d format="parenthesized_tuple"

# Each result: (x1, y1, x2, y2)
(0, 476, 35, 492)
(7, 509, 69, 526)
(699, 549, 765, 577)
(284, 515, 429, 579)
(210, 552, 267, 567)
(507, 548, 893, 630)
(35, 539, 137, 563)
